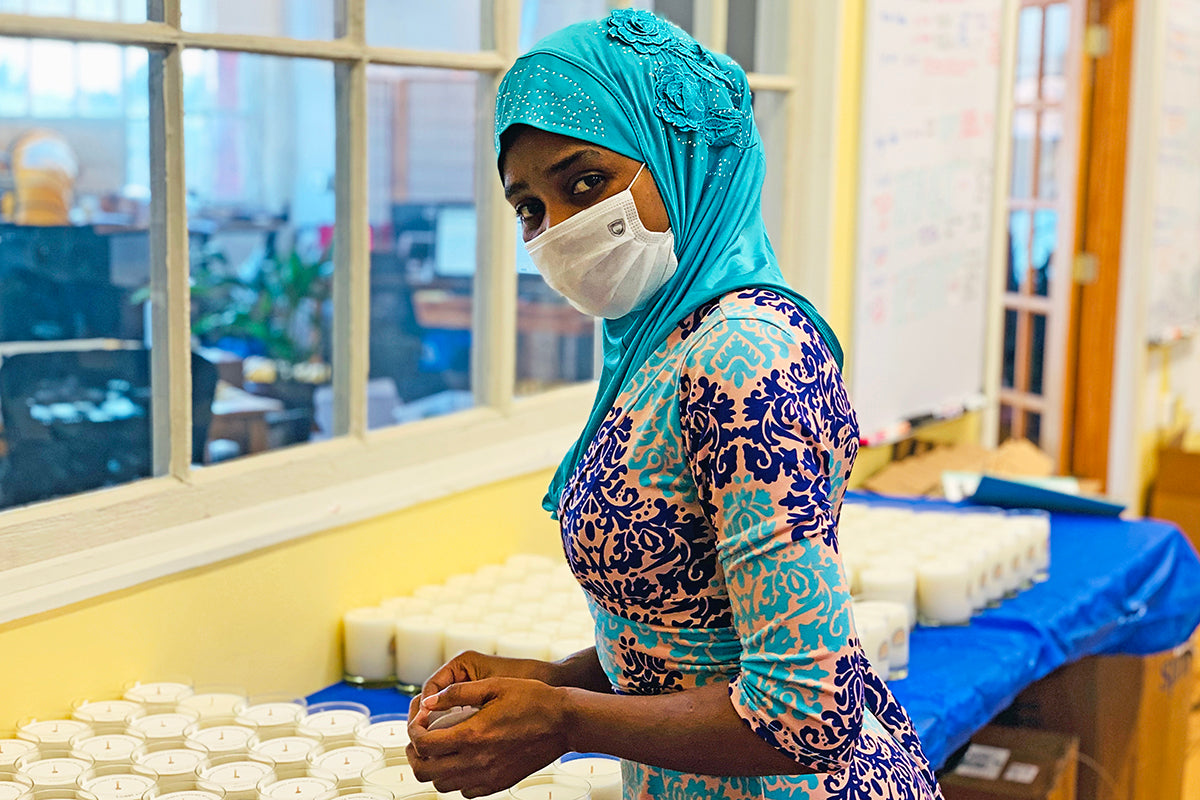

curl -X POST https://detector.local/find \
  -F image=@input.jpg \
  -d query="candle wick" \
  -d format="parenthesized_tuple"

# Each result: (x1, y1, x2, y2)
(268, 709, 274, 717)
(115, 781, 122, 790)
(51, 766, 59, 775)
(283, 744, 289, 753)
(294, 788, 302, 794)
(168, 757, 175, 765)
(106, 742, 112, 750)
(234, 770, 240, 779)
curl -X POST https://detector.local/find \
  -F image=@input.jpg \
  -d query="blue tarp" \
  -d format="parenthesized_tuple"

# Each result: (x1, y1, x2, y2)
(309, 492, 1200, 770)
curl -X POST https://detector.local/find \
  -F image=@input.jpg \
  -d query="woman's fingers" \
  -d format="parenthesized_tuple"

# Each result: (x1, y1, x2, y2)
(421, 678, 499, 712)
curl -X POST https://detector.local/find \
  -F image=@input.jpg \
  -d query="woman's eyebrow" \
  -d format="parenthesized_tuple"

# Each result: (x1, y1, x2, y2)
(504, 148, 606, 199)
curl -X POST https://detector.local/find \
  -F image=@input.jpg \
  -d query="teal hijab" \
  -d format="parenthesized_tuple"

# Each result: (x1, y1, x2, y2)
(495, 10, 843, 515)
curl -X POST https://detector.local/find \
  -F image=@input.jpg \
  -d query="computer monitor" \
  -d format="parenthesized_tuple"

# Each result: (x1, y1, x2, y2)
(433, 204, 538, 278)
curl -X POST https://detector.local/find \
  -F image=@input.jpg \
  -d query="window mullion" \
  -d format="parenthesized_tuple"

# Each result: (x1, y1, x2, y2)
(336, 0, 365, 42)
(147, 33, 191, 479)
(469, 1, 518, 414)
(333, 55, 370, 438)
(694, 0, 729, 53)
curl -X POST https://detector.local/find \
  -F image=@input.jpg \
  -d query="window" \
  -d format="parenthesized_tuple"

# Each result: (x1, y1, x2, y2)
(0, 0, 826, 623)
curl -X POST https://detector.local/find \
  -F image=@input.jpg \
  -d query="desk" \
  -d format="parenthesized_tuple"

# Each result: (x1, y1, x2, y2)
(207, 382, 284, 458)
(308, 494, 1200, 770)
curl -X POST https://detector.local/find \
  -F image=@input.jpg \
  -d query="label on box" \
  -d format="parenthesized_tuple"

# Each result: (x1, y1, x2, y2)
(953, 744, 1010, 780)
(1002, 761, 1040, 784)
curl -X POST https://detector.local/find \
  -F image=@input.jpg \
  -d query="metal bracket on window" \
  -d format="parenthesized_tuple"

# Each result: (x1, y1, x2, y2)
(1073, 252, 1099, 285)
(1085, 24, 1111, 58)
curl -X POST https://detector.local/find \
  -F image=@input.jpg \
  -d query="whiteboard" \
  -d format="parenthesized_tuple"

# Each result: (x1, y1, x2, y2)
(1147, 0, 1200, 342)
(851, 0, 1006, 441)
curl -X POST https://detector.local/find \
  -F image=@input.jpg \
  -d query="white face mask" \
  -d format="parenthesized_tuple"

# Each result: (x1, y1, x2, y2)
(524, 164, 678, 319)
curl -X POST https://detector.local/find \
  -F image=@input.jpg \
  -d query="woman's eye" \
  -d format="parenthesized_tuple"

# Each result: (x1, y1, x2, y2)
(515, 201, 542, 223)
(570, 174, 604, 195)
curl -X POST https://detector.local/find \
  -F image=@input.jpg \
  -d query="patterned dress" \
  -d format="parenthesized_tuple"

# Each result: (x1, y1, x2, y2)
(558, 289, 944, 799)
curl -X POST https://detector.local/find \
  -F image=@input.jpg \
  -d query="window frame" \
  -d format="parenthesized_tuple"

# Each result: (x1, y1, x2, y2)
(0, 0, 832, 624)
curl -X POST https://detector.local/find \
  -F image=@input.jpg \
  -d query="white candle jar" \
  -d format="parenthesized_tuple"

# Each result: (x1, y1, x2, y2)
(177, 689, 246, 724)
(344, 607, 399, 687)
(126, 710, 200, 747)
(354, 716, 409, 757)
(313, 785, 396, 800)
(361, 757, 435, 799)
(17, 721, 93, 755)
(234, 696, 306, 739)
(256, 769, 339, 800)
(0, 773, 32, 800)
(122, 682, 194, 714)
(917, 559, 974, 627)
(0, 740, 39, 772)
(394, 617, 446, 694)
(143, 779, 225, 800)
(70, 703, 143, 737)
(298, 704, 370, 748)
(554, 754, 621, 800)
(196, 754, 274, 800)
(306, 744, 384, 789)
(131, 742, 209, 780)
(850, 609, 891, 680)
(442, 623, 498, 662)
(68, 733, 145, 768)
(74, 765, 158, 800)
(507, 774, 590, 800)
(14, 751, 95, 790)
(495, 632, 551, 661)
(851, 601, 909, 681)
(856, 567, 917, 627)
(183, 723, 255, 759)
(248, 733, 322, 779)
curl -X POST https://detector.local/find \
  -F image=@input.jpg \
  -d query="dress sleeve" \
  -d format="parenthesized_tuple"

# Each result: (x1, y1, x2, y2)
(678, 307, 864, 772)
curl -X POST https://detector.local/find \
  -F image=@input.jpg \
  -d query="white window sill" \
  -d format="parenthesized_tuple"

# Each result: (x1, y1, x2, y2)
(0, 386, 593, 625)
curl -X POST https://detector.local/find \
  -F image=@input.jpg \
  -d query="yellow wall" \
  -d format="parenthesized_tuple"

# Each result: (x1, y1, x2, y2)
(0, 469, 561, 727)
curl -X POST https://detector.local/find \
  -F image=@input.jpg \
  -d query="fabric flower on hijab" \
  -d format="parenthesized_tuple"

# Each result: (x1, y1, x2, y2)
(653, 61, 707, 132)
(606, 9, 751, 148)
(607, 8, 678, 54)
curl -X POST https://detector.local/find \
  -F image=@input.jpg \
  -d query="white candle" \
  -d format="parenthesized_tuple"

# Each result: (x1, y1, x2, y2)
(308, 744, 384, 786)
(344, 608, 399, 684)
(17, 719, 92, 751)
(856, 567, 917, 627)
(851, 609, 891, 679)
(70, 734, 145, 766)
(300, 706, 370, 746)
(362, 764, 435, 798)
(852, 601, 909, 681)
(0, 775, 32, 800)
(185, 725, 255, 756)
(80, 772, 157, 800)
(507, 774, 590, 800)
(355, 719, 410, 753)
(178, 692, 246, 722)
(0, 739, 38, 770)
(394, 616, 446, 690)
(259, 775, 338, 800)
(917, 559, 974, 626)
(547, 639, 595, 662)
(495, 632, 550, 661)
(133, 746, 207, 778)
(235, 701, 305, 736)
(127, 712, 199, 744)
(15, 754, 93, 788)
(151, 792, 222, 800)
(199, 757, 273, 800)
(72, 701, 144, 734)
(123, 682, 194, 710)
(554, 756, 620, 800)
(442, 623, 497, 662)
(250, 735, 319, 778)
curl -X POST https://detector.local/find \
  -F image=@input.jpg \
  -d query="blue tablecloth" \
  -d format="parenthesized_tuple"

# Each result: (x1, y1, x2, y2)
(309, 492, 1200, 770)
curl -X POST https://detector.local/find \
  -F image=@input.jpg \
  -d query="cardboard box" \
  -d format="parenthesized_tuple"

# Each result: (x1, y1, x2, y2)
(1149, 446, 1200, 551)
(997, 641, 1196, 800)
(941, 725, 1078, 800)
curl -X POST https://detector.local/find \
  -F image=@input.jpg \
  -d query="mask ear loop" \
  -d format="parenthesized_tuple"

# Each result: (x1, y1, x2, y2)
(627, 163, 647, 191)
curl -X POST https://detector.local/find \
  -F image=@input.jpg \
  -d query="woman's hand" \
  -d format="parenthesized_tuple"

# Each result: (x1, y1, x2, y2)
(406, 677, 571, 797)
(407, 651, 559, 729)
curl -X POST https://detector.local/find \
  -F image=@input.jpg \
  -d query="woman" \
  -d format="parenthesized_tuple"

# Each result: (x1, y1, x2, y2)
(407, 10, 942, 799)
